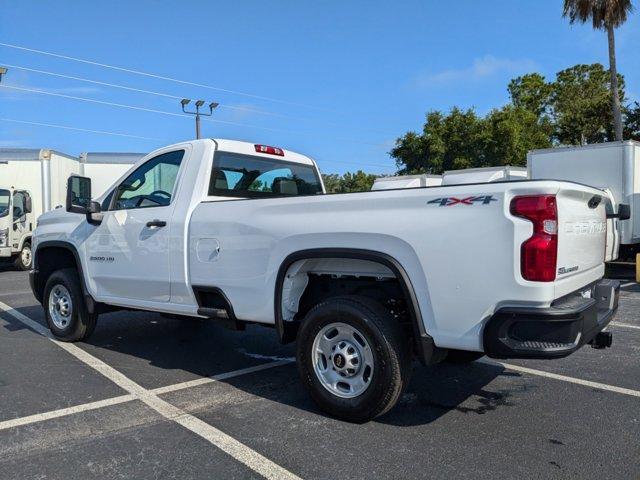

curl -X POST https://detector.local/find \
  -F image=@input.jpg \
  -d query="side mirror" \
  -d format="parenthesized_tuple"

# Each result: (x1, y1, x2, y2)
(618, 203, 631, 221)
(66, 176, 93, 214)
(607, 203, 631, 221)
(24, 195, 32, 214)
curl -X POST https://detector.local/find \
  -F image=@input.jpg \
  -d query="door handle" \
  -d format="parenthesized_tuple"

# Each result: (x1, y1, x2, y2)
(146, 220, 167, 228)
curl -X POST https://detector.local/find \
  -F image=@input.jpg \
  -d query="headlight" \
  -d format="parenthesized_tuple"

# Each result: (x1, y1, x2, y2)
(0, 228, 8, 247)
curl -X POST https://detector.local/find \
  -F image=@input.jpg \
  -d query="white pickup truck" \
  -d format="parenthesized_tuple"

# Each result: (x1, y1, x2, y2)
(30, 139, 621, 421)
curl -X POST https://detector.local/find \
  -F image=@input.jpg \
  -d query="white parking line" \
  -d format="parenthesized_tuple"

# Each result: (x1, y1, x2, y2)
(0, 300, 302, 480)
(0, 394, 135, 431)
(0, 289, 33, 297)
(611, 322, 640, 330)
(151, 360, 294, 395)
(0, 361, 295, 433)
(480, 359, 640, 398)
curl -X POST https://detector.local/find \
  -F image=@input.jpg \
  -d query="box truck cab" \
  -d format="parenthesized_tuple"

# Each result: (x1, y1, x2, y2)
(0, 187, 34, 270)
(0, 149, 78, 270)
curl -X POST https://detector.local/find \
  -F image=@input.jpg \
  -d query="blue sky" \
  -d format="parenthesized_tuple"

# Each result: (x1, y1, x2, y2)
(1, 0, 638, 174)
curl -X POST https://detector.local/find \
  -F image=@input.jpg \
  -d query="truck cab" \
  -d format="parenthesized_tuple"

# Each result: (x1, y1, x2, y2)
(0, 187, 34, 270)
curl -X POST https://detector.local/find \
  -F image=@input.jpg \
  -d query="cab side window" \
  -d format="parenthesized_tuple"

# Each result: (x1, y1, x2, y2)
(12, 191, 26, 219)
(111, 150, 184, 211)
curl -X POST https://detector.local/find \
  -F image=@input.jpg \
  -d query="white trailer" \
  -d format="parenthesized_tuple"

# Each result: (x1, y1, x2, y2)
(79, 152, 144, 197)
(528, 141, 639, 258)
(371, 174, 442, 190)
(441, 166, 527, 186)
(0, 149, 80, 269)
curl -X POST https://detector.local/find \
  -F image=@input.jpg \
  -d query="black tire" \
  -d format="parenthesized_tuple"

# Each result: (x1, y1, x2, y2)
(444, 349, 484, 364)
(296, 295, 411, 423)
(43, 268, 97, 342)
(14, 242, 32, 271)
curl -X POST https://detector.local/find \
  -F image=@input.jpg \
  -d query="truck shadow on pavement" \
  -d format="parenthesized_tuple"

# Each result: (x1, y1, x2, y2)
(9, 303, 518, 427)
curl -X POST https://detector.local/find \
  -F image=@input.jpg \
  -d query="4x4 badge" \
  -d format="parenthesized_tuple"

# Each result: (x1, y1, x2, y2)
(428, 195, 497, 207)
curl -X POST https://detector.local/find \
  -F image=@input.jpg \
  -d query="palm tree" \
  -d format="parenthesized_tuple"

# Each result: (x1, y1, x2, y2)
(563, 0, 633, 141)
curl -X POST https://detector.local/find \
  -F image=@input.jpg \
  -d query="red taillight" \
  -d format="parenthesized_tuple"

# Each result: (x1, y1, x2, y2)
(510, 195, 558, 282)
(255, 144, 284, 156)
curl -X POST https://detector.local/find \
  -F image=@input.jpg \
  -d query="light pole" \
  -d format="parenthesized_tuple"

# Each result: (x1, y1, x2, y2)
(180, 99, 219, 139)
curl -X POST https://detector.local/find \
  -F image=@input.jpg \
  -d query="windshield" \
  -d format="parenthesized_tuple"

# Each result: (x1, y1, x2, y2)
(0, 189, 9, 218)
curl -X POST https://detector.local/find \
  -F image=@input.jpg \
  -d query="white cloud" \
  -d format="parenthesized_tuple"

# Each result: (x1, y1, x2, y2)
(413, 55, 539, 88)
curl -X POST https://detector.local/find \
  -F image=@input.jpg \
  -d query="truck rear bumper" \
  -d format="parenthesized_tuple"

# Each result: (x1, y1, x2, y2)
(483, 279, 619, 359)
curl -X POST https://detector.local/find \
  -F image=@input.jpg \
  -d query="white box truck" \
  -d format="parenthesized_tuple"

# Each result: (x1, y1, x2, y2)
(371, 174, 442, 190)
(441, 166, 527, 185)
(528, 141, 638, 259)
(0, 148, 80, 269)
(79, 152, 144, 197)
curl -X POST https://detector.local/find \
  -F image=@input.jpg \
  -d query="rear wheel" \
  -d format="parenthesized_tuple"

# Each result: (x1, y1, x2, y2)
(14, 242, 32, 270)
(296, 295, 411, 422)
(44, 269, 97, 342)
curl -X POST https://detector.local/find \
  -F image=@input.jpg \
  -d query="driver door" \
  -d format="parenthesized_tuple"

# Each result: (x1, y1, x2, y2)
(86, 150, 185, 302)
(11, 191, 29, 249)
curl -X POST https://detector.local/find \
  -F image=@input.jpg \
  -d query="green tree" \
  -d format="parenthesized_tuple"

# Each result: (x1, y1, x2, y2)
(321, 173, 342, 193)
(391, 108, 484, 174)
(552, 63, 625, 144)
(483, 105, 553, 166)
(321, 171, 377, 193)
(563, 0, 634, 141)
(508, 73, 553, 118)
(625, 101, 640, 141)
(338, 171, 377, 192)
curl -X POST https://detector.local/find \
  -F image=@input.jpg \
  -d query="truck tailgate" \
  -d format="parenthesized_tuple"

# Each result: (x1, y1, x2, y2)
(556, 186, 606, 280)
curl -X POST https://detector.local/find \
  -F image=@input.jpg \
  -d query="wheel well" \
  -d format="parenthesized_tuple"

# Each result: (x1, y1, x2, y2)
(33, 246, 79, 303)
(278, 256, 413, 343)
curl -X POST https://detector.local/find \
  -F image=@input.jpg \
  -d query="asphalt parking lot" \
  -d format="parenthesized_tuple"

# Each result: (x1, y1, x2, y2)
(0, 266, 638, 479)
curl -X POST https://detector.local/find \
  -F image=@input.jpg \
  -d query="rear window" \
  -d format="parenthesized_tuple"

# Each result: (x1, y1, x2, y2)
(208, 152, 323, 198)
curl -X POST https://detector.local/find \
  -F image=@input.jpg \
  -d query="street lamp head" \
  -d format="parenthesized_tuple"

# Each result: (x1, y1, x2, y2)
(0, 67, 7, 75)
(209, 102, 219, 111)
(180, 98, 191, 106)
(195, 100, 205, 108)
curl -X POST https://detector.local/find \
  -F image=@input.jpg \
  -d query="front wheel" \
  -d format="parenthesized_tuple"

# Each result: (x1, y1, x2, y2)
(296, 295, 411, 423)
(44, 269, 97, 342)
(14, 242, 32, 270)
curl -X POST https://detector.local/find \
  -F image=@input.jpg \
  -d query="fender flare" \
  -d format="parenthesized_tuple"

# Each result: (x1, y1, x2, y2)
(32, 240, 95, 312)
(273, 248, 443, 364)
(17, 235, 32, 252)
